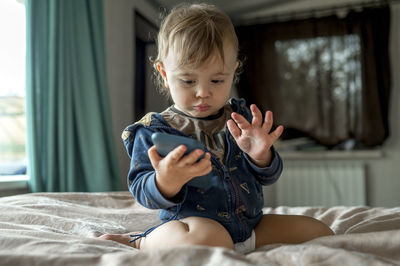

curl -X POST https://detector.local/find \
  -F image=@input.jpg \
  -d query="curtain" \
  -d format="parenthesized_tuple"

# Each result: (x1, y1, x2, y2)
(236, 6, 391, 148)
(25, 0, 121, 192)
(390, 3, 400, 148)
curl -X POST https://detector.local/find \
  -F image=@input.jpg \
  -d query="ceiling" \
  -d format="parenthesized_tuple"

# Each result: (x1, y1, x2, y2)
(148, 0, 377, 25)
(150, 0, 299, 24)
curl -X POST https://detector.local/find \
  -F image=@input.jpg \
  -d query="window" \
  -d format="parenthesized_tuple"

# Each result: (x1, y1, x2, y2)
(274, 35, 362, 146)
(0, 0, 27, 176)
(236, 6, 391, 149)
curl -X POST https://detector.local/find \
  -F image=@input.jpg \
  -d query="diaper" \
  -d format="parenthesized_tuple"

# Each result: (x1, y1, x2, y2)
(234, 230, 256, 254)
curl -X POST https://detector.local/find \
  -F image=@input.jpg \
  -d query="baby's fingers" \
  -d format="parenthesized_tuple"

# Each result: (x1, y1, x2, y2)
(231, 112, 251, 130)
(148, 145, 163, 168)
(227, 119, 241, 139)
(270, 125, 284, 141)
(250, 104, 263, 127)
(165, 145, 187, 164)
(179, 149, 205, 167)
(262, 111, 274, 132)
(262, 111, 284, 141)
(194, 152, 212, 175)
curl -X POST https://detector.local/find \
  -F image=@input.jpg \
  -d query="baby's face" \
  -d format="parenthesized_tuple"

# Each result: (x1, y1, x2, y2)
(157, 42, 238, 118)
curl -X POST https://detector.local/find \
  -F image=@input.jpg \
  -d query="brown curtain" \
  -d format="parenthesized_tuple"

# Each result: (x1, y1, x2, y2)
(236, 6, 391, 147)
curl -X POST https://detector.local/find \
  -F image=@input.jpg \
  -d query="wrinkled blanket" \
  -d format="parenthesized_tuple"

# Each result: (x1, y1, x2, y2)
(0, 192, 399, 266)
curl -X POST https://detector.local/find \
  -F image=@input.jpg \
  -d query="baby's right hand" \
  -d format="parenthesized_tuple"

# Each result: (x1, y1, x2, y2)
(147, 145, 212, 199)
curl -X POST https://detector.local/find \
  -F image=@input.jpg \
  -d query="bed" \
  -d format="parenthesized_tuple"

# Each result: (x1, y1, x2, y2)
(0, 191, 399, 266)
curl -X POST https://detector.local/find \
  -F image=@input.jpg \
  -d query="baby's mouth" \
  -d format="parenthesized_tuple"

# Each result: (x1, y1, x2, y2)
(194, 104, 210, 112)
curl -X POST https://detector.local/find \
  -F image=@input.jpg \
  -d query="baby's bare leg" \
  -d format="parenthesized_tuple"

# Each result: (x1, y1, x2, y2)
(99, 216, 234, 250)
(140, 216, 234, 250)
(254, 214, 334, 248)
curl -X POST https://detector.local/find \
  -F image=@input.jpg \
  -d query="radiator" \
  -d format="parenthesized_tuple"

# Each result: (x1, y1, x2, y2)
(274, 161, 366, 207)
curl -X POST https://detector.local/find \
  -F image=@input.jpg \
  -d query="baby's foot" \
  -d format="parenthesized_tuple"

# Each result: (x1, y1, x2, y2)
(98, 232, 143, 249)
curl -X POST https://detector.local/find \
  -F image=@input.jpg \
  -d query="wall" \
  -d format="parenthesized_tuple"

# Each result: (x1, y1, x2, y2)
(366, 3, 400, 207)
(144, 44, 172, 115)
(104, 0, 400, 206)
(103, 0, 159, 189)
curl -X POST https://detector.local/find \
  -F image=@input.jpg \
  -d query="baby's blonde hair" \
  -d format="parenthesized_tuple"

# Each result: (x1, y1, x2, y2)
(152, 3, 241, 94)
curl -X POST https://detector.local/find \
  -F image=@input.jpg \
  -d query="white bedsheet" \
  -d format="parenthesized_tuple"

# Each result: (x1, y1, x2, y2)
(0, 192, 399, 266)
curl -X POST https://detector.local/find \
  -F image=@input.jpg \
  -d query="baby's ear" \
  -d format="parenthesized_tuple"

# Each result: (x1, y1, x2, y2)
(156, 62, 169, 88)
(235, 61, 239, 70)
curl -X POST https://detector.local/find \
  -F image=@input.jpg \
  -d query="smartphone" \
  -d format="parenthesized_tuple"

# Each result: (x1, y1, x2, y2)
(151, 132, 206, 158)
(151, 132, 211, 189)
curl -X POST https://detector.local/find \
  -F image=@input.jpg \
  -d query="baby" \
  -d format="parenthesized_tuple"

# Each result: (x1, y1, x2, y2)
(100, 3, 333, 254)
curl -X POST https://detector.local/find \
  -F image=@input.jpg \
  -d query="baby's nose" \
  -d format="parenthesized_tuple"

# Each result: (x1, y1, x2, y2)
(196, 85, 211, 98)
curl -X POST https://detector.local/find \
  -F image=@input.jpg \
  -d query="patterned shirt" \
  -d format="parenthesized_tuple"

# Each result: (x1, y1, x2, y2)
(160, 104, 233, 164)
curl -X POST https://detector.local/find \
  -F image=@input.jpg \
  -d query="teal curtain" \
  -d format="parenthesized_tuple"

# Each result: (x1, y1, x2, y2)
(25, 0, 121, 192)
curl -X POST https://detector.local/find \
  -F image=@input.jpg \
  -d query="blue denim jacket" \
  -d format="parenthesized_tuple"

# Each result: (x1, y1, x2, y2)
(122, 98, 283, 243)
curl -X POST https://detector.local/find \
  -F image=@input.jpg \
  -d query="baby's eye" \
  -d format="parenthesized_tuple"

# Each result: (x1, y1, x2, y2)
(211, 80, 224, 84)
(180, 79, 195, 85)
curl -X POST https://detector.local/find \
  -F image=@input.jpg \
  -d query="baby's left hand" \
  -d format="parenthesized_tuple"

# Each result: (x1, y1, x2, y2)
(227, 104, 284, 167)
